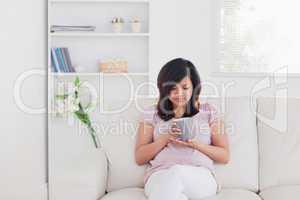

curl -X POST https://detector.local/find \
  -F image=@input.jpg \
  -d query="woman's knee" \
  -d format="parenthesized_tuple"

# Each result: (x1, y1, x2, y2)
(145, 168, 184, 199)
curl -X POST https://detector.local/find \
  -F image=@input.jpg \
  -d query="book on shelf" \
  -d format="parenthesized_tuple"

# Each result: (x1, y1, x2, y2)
(51, 48, 60, 72)
(50, 25, 96, 32)
(51, 47, 76, 73)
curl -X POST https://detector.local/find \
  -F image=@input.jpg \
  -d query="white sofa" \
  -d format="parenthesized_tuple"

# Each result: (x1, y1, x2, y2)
(50, 97, 300, 200)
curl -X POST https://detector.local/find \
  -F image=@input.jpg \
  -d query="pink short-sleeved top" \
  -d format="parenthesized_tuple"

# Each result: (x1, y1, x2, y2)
(139, 102, 220, 185)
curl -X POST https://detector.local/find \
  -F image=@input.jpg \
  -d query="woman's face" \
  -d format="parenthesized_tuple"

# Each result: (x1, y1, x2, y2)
(168, 76, 193, 108)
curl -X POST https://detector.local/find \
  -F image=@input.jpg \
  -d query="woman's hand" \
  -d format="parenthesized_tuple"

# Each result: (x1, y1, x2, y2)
(157, 122, 182, 146)
(169, 138, 199, 149)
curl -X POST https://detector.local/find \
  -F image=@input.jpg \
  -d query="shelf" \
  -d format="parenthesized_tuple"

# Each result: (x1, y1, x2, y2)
(50, 32, 150, 37)
(50, 0, 149, 3)
(49, 72, 148, 76)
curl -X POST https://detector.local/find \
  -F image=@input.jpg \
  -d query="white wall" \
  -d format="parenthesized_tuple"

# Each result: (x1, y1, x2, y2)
(0, 0, 47, 199)
(149, 0, 212, 83)
(149, 0, 300, 98)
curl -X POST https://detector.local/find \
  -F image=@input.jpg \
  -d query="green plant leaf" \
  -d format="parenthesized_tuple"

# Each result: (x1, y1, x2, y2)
(74, 76, 80, 87)
(74, 110, 91, 126)
(55, 94, 69, 100)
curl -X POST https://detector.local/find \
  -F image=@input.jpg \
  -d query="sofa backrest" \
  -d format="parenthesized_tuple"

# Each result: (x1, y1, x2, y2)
(257, 97, 300, 190)
(100, 97, 259, 192)
(99, 98, 156, 192)
(208, 97, 259, 192)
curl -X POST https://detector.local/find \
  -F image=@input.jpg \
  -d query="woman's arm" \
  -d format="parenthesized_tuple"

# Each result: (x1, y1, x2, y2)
(194, 120, 230, 164)
(134, 122, 167, 165)
(135, 121, 181, 165)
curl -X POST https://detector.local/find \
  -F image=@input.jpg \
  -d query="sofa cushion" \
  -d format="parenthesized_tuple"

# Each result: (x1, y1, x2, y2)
(259, 185, 300, 200)
(99, 98, 156, 192)
(101, 97, 258, 192)
(257, 98, 300, 190)
(99, 188, 261, 200)
(202, 97, 258, 192)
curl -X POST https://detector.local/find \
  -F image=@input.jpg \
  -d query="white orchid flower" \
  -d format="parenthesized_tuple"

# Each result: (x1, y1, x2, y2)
(53, 76, 100, 148)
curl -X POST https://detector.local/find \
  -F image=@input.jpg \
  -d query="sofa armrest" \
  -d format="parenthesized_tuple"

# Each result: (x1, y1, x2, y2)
(50, 148, 108, 200)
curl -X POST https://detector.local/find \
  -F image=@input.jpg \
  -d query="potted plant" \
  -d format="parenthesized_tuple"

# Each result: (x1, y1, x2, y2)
(111, 17, 124, 33)
(130, 17, 141, 33)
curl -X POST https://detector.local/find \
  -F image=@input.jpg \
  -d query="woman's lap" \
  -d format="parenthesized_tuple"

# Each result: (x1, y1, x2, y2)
(144, 164, 217, 200)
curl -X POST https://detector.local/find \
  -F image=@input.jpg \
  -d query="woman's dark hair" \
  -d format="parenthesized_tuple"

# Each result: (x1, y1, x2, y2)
(156, 58, 201, 121)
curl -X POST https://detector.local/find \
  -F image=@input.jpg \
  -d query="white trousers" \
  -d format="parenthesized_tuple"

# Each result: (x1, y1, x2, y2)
(144, 164, 217, 200)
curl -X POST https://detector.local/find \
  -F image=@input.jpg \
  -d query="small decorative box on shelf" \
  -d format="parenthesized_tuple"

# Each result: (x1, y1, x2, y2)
(99, 59, 128, 73)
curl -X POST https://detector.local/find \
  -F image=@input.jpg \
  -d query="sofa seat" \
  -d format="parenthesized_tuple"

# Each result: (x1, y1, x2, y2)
(204, 189, 261, 200)
(100, 188, 146, 200)
(259, 185, 300, 200)
(99, 188, 261, 200)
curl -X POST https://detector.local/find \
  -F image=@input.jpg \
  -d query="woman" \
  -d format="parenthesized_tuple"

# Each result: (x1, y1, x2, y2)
(135, 58, 230, 200)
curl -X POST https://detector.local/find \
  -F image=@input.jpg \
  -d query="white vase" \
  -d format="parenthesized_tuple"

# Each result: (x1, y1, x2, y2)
(112, 23, 123, 33)
(131, 22, 141, 33)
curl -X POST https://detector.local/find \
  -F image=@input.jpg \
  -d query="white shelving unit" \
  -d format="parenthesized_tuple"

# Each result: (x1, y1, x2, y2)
(48, 0, 151, 83)
(48, 2, 151, 197)
(48, 0, 150, 70)
(47, 0, 152, 124)
(50, 32, 150, 37)
(47, 0, 151, 128)
(50, 72, 148, 77)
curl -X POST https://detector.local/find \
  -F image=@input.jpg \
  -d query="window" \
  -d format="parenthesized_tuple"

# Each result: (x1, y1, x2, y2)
(214, 0, 300, 73)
